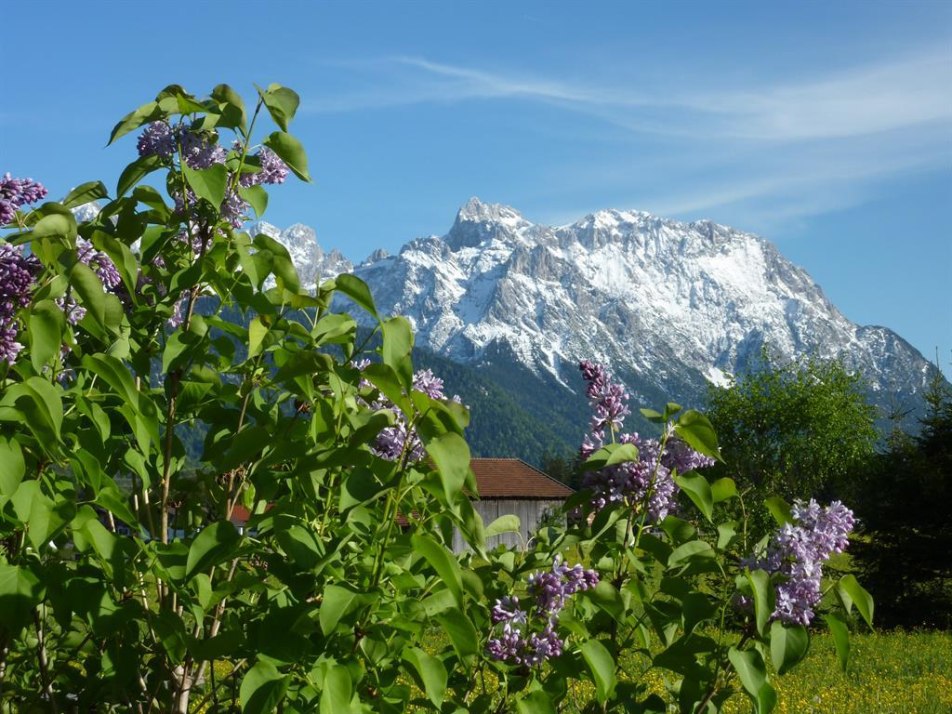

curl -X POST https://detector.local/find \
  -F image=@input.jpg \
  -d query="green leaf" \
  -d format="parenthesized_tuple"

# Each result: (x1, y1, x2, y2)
(668, 540, 715, 568)
(587, 580, 626, 621)
(248, 316, 268, 358)
(240, 659, 288, 714)
(837, 574, 874, 628)
(411, 534, 463, 606)
(728, 647, 776, 714)
(263, 131, 311, 182)
(108, 100, 163, 145)
(435, 609, 479, 659)
(32, 212, 76, 240)
(238, 184, 268, 218)
(711, 477, 737, 503)
(260, 84, 301, 132)
(583, 442, 639, 471)
(402, 646, 447, 709)
(823, 613, 850, 672)
(484, 514, 521, 538)
(747, 569, 774, 637)
(674, 410, 721, 460)
(0, 437, 25, 498)
(0, 563, 44, 632)
(211, 84, 247, 130)
(252, 232, 300, 293)
(716, 521, 738, 550)
(769, 621, 809, 674)
(182, 162, 228, 209)
(185, 521, 241, 581)
(319, 583, 367, 635)
(334, 274, 378, 319)
(28, 300, 65, 371)
(516, 690, 558, 714)
(70, 261, 107, 328)
(764, 496, 793, 526)
(674, 472, 713, 521)
(581, 639, 617, 704)
(0, 377, 63, 444)
(425, 431, 470, 503)
(117, 154, 164, 197)
(319, 664, 353, 714)
(381, 316, 413, 389)
(62, 181, 109, 209)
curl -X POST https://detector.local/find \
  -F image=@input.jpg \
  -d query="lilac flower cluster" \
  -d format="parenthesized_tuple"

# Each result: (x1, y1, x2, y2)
(0, 243, 40, 364)
(239, 146, 289, 187)
(137, 122, 225, 169)
(369, 368, 460, 462)
(1, 173, 48, 225)
(578, 362, 715, 522)
(580, 359, 630, 434)
(138, 123, 290, 239)
(487, 557, 599, 667)
(745, 499, 855, 625)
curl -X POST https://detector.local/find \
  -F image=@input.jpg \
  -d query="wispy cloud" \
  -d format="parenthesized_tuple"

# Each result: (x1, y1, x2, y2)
(309, 48, 952, 141)
(306, 47, 951, 225)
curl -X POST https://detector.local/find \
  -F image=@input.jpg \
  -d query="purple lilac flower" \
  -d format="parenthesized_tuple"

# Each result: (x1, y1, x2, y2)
(1, 173, 48, 225)
(77, 239, 121, 290)
(0, 243, 41, 365)
(179, 130, 226, 170)
(579, 359, 630, 436)
(239, 146, 289, 187)
(136, 122, 175, 159)
(577, 361, 714, 523)
(0, 324, 24, 365)
(487, 556, 598, 667)
(745, 499, 855, 625)
(368, 367, 460, 463)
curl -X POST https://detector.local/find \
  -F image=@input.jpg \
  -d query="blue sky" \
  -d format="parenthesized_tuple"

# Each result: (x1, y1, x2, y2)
(4, 1, 951, 375)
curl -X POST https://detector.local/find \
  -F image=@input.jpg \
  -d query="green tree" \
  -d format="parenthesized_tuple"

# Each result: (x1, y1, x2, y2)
(851, 367, 952, 628)
(707, 351, 878, 503)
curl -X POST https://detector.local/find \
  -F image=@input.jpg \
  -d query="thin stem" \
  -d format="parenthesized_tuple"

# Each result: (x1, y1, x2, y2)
(33, 609, 57, 713)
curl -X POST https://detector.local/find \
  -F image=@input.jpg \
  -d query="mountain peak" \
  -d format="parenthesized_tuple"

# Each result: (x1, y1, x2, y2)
(448, 197, 532, 249)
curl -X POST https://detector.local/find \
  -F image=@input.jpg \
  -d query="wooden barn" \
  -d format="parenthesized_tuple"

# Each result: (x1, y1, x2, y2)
(453, 458, 575, 551)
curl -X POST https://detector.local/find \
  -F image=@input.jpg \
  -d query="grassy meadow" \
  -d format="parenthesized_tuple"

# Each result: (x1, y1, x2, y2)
(595, 629, 952, 714)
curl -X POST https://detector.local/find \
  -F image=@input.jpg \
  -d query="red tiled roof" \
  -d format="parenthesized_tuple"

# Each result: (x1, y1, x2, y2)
(471, 458, 574, 500)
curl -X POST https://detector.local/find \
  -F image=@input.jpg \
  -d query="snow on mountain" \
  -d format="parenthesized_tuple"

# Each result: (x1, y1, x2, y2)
(265, 197, 940, 414)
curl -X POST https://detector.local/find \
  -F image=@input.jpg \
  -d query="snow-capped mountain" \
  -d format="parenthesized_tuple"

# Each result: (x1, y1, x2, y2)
(269, 198, 941, 418)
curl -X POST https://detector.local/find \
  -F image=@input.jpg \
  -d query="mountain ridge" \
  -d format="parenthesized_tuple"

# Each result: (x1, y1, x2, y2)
(258, 198, 943, 443)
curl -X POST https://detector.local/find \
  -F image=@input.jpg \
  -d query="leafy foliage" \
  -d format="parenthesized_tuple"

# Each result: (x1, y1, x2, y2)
(851, 368, 952, 628)
(706, 350, 878, 504)
(0, 83, 873, 713)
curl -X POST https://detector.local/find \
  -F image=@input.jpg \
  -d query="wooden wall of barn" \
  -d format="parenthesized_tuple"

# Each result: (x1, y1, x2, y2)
(452, 499, 564, 552)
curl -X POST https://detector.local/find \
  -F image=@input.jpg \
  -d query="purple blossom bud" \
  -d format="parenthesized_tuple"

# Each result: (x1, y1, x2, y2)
(136, 122, 175, 159)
